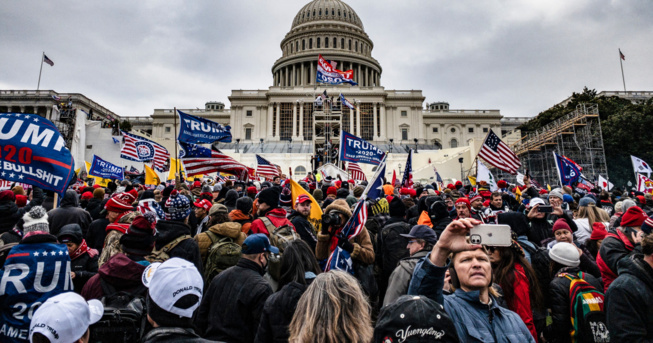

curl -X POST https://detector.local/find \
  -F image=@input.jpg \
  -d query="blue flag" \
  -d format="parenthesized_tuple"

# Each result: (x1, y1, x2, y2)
(0, 242, 73, 343)
(177, 110, 232, 144)
(178, 141, 212, 158)
(0, 112, 75, 198)
(364, 155, 387, 201)
(339, 130, 385, 165)
(89, 155, 124, 180)
(326, 246, 354, 274)
(553, 152, 580, 186)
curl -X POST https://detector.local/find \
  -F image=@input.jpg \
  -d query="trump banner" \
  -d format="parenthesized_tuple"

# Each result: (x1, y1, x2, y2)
(177, 110, 232, 144)
(316, 54, 357, 85)
(339, 130, 385, 165)
(553, 152, 580, 186)
(0, 112, 75, 197)
(89, 155, 124, 180)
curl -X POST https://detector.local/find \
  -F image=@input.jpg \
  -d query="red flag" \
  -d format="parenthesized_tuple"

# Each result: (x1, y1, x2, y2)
(391, 170, 397, 187)
(619, 49, 625, 60)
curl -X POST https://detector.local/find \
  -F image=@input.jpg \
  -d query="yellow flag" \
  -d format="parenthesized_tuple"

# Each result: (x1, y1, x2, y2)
(514, 186, 522, 202)
(167, 158, 185, 181)
(144, 164, 161, 186)
(289, 179, 323, 234)
(468, 176, 477, 186)
(547, 184, 552, 191)
(85, 161, 110, 187)
(75, 167, 81, 176)
(315, 173, 322, 183)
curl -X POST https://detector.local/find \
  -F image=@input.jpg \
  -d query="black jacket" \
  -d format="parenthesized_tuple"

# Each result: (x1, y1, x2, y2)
(254, 281, 309, 343)
(288, 210, 318, 252)
(195, 258, 273, 343)
(605, 254, 653, 342)
(86, 198, 105, 221)
(527, 210, 577, 247)
(0, 187, 44, 234)
(70, 249, 99, 293)
(545, 267, 603, 343)
(47, 190, 93, 236)
(85, 218, 110, 253)
(142, 327, 222, 343)
(154, 219, 203, 274)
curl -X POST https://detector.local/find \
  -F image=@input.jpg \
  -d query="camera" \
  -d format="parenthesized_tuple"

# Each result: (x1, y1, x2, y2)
(322, 212, 342, 227)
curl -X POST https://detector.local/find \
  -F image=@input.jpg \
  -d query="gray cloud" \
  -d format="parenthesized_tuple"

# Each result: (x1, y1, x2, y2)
(1, 0, 651, 118)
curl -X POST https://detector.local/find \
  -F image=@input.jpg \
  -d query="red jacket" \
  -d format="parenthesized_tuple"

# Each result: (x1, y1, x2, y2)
(597, 230, 634, 292)
(250, 208, 295, 237)
(81, 253, 146, 301)
(505, 263, 538, 342)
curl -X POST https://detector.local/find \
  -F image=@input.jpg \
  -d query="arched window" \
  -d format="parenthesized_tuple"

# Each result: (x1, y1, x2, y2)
(295, 166, 307, 176)
(317, 37, 320, 48)
(302, 39, 305, 50)
(341, 38, 344, 49)
(333, 37, 336, 48)
(296, 41, 298, 52)
(313, 10, 316, 16)
(332, 9, 334, 15)
(290, 44, 293, 53)
(325, 37, 329, 48)
(450, 139, 458, 148)
(309, 38, 312, 49)
(355, 41, 358, 52)
(338, 9, 341, 16)
(319, 9, 322, 16)
(349, 39, 352, 50)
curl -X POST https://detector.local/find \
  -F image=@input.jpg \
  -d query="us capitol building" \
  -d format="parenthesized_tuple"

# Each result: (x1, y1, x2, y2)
(0, 0, 530, 181)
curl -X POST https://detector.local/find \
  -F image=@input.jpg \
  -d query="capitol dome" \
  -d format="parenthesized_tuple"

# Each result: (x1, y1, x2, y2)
(272, 0, 382, 88)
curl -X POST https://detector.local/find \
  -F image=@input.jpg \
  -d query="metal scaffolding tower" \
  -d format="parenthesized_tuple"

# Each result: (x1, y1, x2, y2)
(510, 103, 608, 186)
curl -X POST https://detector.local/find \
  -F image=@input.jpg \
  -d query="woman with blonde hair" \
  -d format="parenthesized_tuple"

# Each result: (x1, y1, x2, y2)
(573, 197, 611, 245)
(288, 270, 373, 343)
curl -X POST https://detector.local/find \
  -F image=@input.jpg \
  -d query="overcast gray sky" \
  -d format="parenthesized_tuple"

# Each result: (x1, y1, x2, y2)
(1, 0, 652, 118)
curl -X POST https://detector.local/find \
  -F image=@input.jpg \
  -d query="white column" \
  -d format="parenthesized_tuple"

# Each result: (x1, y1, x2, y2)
(373, 103, 378, 140)
(357, 64, 361, 85)
(299, 103, 304, 140)
(301, 63, 305, 86)
(310, 61, 315, 85)
(356, 105, 361, 136)
(276, 103, 281, 140)
(349, 108, 354, 133)
(267, 103, 274, 137)
(380, 105, 387, 141)
(292, 103, 298, 139)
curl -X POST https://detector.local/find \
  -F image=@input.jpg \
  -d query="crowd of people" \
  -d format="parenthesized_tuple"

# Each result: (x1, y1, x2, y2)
(0, 171, 652, 342)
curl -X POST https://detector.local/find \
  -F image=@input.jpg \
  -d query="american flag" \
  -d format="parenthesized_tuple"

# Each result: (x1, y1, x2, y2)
(477, 129, 521, 175)
(401, 149, 414, 188)
(256, 154, 281, 178)
(340, 93, 355, 110)
(320, 90, 328, 100)
(347, 162, 366, 181)
(43, 54, 54, 66)
(325, 199, 368, 273)
(181, 142, 251, 180)
(120, 131, 169, 172)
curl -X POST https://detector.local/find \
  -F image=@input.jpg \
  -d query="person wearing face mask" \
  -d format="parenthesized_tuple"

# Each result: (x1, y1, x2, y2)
(195, 234, 276, 343)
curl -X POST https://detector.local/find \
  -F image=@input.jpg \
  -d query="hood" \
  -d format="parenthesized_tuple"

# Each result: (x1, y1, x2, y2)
(209, 222, 244, 240)
(265, 207, 288, 218)
(229, 209, 252, 221)
(99, 253, 147, 287)
(61, 189, 80, 207)
(224, 189, 239, 207)
(617, 254, 653, 287)
(154, 219, 191, 248)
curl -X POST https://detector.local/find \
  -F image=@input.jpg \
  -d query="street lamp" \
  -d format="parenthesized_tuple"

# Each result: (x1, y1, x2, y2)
(389, 138, 394, 153)
(398, 163, 403, 176)
(458, 157, 464, 183)
(235, 138, 240, 153)
(288, 137, 292, 153)
(259, 138, 264, 152)
(413, 138, 418, 153)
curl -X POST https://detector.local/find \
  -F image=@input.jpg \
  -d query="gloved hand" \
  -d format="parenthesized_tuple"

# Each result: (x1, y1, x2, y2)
(337, 234, 354, 253)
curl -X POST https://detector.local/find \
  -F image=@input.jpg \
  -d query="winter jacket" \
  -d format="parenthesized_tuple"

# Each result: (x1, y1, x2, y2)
(504, 263, 538, 342)
(154, 219, 204, 274)
(545, 267, 603, 343)
(195, 258, 273, 343)
(81, 252, 146, 301)
(194, 222, 245, 264)
(142, 327, 221, 343)
(376, 217, 411, 298)
(316, 222, 375, 265)
(224, 189, 239, 212)
(85, 218, 110, 253)
(527, 211, 577, 247)
(407, 255, 536, 342)
(544, 239, 602, 280)
(250, 208, 295, 237)
(69, 249, 99, 293)
(288, 209, 318, 252)
(47, 190, 93, 236)
(0, 187, 44, 234)
(229, 209, 253, 234)
(98, 224, 128, 267)
(86, 198, 104, 221)
(254, 281, 309, 343)
(597, 229, 638, 292)
(383, 250, 429, 306)
(605, 254, 653, 342)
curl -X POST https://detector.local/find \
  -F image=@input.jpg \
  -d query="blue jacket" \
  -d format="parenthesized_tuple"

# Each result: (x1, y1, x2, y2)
(408, 253, 535, 343)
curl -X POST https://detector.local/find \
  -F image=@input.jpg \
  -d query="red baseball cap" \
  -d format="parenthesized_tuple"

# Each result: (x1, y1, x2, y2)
(194, 199, 212, 211)
(295, 194, 312, 205)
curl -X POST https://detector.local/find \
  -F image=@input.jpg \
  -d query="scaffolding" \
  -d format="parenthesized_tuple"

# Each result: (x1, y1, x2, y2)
(508, 103, 608, 186)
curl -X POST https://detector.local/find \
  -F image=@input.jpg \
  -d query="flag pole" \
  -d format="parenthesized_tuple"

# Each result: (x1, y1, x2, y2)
(174, 107, 180, 184)
(619, 49, 627, 92)
(37, 52, 44, 91)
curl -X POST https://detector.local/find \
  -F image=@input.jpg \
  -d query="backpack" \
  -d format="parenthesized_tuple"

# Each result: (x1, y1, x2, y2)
(89, 279, 148, 343)
(560, 272, 610, 343)
(204, 231, 241, 283)
(146, 235, 192, 263)
(260, 217, 299, 280)
(379, 221, 411, 280)
(521, 242, 552, 292)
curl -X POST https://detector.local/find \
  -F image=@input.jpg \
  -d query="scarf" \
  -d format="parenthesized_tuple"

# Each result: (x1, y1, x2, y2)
(329, 227, 344, 253)
(69, 239, 98, 260)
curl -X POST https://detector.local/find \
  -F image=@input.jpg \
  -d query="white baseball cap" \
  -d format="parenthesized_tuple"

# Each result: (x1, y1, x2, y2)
(528, 197, 546, 208)
(29, 292, 104, 342)
(142, 257, 203, 318)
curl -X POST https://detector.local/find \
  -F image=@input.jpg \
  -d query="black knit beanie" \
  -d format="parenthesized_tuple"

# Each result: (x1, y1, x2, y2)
(258, 187, 280, 208)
